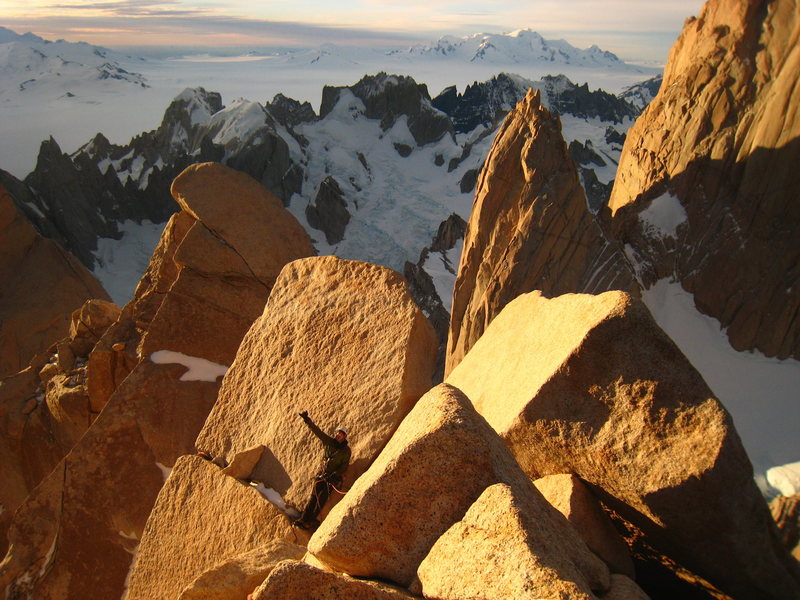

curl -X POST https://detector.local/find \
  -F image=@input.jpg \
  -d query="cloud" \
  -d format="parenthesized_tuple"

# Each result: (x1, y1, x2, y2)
(47, 0, 184, 11)
(1, 11, 428, 47)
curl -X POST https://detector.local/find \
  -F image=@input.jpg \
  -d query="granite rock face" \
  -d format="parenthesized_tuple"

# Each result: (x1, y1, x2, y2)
(177, 540, 305, 600)
(446, 289, 800, 599)
(0, 163, 313, 600)
(196, 255, 437, 512)
(608, 0, 800, 360)
(0, 299, 119, 555)
(417, 483, 609, 600)
(534, 473, 634, 577)
(251, 560, 415, 600)
(125, 456, 296, 600)
(446, 89, 637, 375)
(307, 383, 608, 590)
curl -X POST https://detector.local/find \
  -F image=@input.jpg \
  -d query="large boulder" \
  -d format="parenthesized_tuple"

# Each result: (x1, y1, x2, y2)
(177, 540, 305, 600)
(0, 163, 314, 600)
(446, 289, 800, 599)
(125, 456, 295, 600)
(534, 473, 634, 577)
(251, 560, 415, 600)
(417, 482, 609, 599)
(0, 184, 110, 378)
(307, 383, 608, 590)
(445, 89, 636, 375)
(195, 255, 438, 510)
(607, 0, 800, 360)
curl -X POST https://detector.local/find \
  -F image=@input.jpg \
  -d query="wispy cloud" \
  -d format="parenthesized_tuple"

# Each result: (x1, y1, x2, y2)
(1, 12, 428, 47)
(46, 0, 187, 12)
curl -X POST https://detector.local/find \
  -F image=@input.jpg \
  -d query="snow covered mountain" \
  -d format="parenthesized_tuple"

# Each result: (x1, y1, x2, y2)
(0, 25, 147, 98)
(0, 26, 660, 180)
(2, 71, 643, 305)
(404, 29, 631, 69)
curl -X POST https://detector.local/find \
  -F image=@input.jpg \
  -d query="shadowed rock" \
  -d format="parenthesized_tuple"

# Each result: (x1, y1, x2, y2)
(446, 289, 800, 599)
(608, 0, 800, 360)
(0, 184, 109, 378)
(534, 473, 634, 577)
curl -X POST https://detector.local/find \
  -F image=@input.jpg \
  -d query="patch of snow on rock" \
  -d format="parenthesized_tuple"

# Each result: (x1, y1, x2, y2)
(251, 482, 300, 518)
(149, 351, 229, 382)
(767, 461, 800, 497)
(639, 191, 686, 239)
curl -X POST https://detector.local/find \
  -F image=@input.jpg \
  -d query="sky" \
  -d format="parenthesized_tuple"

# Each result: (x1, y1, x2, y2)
(0, 0, 707, 62)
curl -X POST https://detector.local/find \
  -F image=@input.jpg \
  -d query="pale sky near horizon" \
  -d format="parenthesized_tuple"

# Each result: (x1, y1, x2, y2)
(1, 0, 707, 62)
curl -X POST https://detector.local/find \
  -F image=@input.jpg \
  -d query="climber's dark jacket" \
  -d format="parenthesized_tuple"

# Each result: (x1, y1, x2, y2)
(301, 414, 351, 481)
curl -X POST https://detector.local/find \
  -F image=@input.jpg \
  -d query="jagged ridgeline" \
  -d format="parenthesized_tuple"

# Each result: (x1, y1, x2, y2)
(0, 71, 645, 282)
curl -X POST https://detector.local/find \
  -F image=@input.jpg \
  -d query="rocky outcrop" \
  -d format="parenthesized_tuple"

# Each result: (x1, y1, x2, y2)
(534, 474, 634, 577)
(125, 456, 295, 600)
(0, 163, 314, 600)
(431, 73, 531, 134)
(445, 89, 637, 374)
(0, 184, 110, 377)
(4, 139, 139, 266)
(446, 289, 800, 599)
(320, 73, 454, 146)
(305, 176, 351, 244)
(251, 561, 415, 600)
(177, 540, 305, 600)
(771, 494, 800, 561)
(0, 299, 119, 554)
(618, 74, 663, 111)
(266, 93, 318, 131)
(307, 384, 608, 590)
(417, 482, 609, 599)
(540, 75, 639, 124)
(196, 256, 437, 512)
(608, 0, 800, 360)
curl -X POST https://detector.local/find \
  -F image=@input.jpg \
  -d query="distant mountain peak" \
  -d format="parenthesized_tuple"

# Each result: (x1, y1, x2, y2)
(405, 29, 625, 68)
(0, 26, 47, 44)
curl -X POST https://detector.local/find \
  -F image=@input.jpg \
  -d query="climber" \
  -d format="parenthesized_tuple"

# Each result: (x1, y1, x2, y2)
(292, 410, 351, 531)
